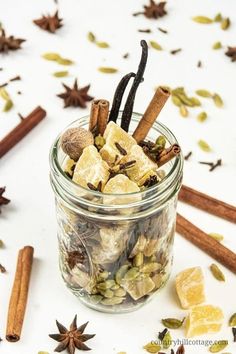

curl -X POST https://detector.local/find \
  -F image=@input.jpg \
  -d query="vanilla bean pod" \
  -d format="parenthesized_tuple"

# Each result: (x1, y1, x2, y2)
(121, 40, 148, 132)
(108, 72, 135, 123)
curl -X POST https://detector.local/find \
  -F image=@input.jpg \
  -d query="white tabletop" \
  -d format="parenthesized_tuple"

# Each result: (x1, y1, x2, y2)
(0, 0, 236, 353)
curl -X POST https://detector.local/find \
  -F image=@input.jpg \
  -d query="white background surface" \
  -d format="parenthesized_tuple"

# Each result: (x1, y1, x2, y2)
(0, 0, 236, 353)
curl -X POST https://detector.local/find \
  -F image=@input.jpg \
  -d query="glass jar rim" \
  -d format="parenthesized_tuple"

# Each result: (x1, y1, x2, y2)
(49, 112, 183, 209)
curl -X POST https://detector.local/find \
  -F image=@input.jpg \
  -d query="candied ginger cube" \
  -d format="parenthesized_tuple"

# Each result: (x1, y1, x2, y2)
(72, 145, 109, 190)
(100, 121, 136, 165)
(103, 174, 140, 205)
(121, 145, 157, 183)
(185, 304, 224, 337)
(175, 266, 205, 309)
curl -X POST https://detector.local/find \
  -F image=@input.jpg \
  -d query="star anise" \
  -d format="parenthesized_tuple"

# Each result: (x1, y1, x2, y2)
(49, 315, 95, 353)
(0, 29, 25, 53)
(57, 79, 94, 108)
(225, 46, 236, 62)
(0, 187, 10, 213)
(133, 0, 167, 19)
(33, 11, 63, 33)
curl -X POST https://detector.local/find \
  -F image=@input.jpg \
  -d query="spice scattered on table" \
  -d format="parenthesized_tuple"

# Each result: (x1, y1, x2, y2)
(0, 263, 6, 273)
(208, 233, 224, 242)
(225, 47, 236, 62)
(210, 263, 225, 281)
(143, 341, 161, 353)
(209, 340, 228, 353)
(192, 14, 231, 30)
(232, 327, 236, 342)
(229, 313, 236, 327)
(198, 139, 211, 152)
(87, 32, 110, 48)
(49, 315, 95, 353)
(6, 246, 34, 342)
(158, 27, 168, 34)
(138, 28, 152, 33)
(133, 0, 167, 19)
(149, 40, 162, 51)
(170, 48, 182, 55)
(57, 79, 93, 108)
(199, 158, 222, 172)
(161, 317, 185, 329)
(42, 52, 74, 65)
(0, 28, 25, 53)
(0, 187, 10, 213)
(176, 344, 185, 354)
(33, 11, 63, 33)
(184, 151, 192, 160)
(0, 87, 14, 112)
(98, 67, 118, 74)
(213, 41, 222, 50)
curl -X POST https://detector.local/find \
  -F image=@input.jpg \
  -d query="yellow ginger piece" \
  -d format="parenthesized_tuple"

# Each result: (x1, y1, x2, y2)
(103, 174, 140, 205)
(185, 304, 224, 337)
(100, 121, 136, 165)
(121, 145, 157, 183)
(175, 266, 205, 309)
(63, 157, 76, 176)
(72, 145, 109, 190)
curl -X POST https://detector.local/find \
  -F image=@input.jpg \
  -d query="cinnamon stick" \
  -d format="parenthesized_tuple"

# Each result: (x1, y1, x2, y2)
(176, 214, 236, 274)
(157, 144, 181, 166)
(179, 185, 236, 224)
(89, 99, 109, 135)
(133, 87, 170, 143)
(6, 246, 34, 342)
(0, 106, 46, 159)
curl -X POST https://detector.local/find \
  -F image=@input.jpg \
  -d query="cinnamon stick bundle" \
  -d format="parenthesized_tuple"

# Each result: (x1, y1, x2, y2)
(176, 214, 236, 274)
(133, 87, 170, 143)
(179, 185, 236, 224)
(89, 99, 109, 135)
(0, 106, 46, 159)
(157, 144, 181, 167)
(6, 246, 34, 342)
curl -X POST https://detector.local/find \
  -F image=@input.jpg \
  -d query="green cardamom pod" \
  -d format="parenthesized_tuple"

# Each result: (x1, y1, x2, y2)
(42, 52, 61, 61)
(98, 67, 118, 74)
(161, 317, 185, 329)
(172, 95, 182, 107)
(111, 284, 120, 290)
(114, 288, 126, 297)
(208, 233, 224, 242)
(213, 93, 223, 107)
(140, 262, 161, 273)
(95, 134, 106, 150)
(212, 41, 222, 50)
(162, 331, 172, 349)
(0, 88, 10, 100)
(124, 267, 139, 281)
(87, 32, 96, 42)
(53, 71, 69, 77)
(229, 313, 236, 327)
(57, 58, 74, 65)
(210, 263, 225, 281)
(101, 289, 114, 298)
(198, 139, 211, 152)
(3, 99, 13, 112)
(155, 135, 166, 148)
(190, 97, 201, 106)
(149, 41, 162, 50)
(172, 87, 184, 95)
(133, 252, 144, 267)
(196, 89, 212, 98)
(177, 94, 194, 107)
(0, 240, 4, 248)
(214, 13, 222, 22)
(96, 41, 110, 48)
(209, 340, 228, 353)
(143, 342, 161, 353)
(115, 265, 130, 285)
(221, 18, 230, 30)
(101, 296, 124, 305)
(192, 16, 213, 24)
(197, 111, 207, 122)
(89, 295, 102, 304)
(179, 105, 188, 117)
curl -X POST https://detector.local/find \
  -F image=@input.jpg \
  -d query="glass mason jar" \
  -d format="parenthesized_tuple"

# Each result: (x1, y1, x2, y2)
(49, 113, 183, 313)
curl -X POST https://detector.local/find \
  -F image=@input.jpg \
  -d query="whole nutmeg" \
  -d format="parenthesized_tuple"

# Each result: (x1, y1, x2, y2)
(60, 127, 94, 161)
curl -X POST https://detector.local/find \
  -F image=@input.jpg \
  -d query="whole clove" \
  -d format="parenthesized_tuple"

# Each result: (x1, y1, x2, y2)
(199, 159, 222, 171)
(184, 151, 192, 160)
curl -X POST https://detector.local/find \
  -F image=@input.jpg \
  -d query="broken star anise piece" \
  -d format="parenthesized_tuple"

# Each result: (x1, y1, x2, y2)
(57, 79, 94, 108)
(0, 187, 10, 213)
(0, 29, 25, 53)
(49, 315, 95, 353)
(33, 11, 63, 33)
(133, 0, 167, 19)
(225, 46, 236, 62)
